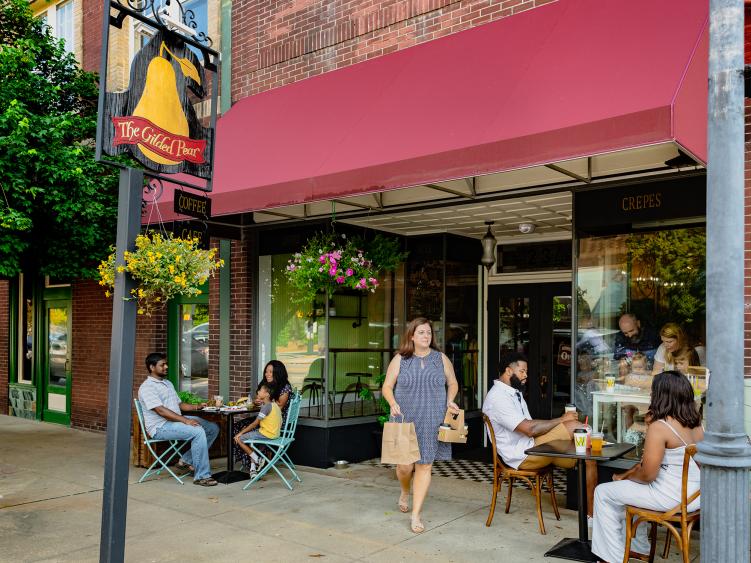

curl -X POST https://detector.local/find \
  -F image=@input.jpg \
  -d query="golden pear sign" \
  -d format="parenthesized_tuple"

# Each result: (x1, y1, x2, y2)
(101, 31, 213, 178)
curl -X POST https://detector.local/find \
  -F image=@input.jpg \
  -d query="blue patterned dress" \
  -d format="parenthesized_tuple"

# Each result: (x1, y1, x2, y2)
(393, 349, 451, 464)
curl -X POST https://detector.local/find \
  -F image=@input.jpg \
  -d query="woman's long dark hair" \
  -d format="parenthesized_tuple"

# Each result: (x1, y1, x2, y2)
(397, 317, 440, 358)
(647, 370, 701, 428)
(264, 360, 289, 390)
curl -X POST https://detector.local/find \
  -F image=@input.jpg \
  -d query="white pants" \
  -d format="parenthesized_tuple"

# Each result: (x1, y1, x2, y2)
(591, 479, 692, 563)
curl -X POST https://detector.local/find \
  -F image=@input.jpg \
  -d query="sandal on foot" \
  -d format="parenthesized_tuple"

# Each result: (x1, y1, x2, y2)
(176, 461, 194, 475)
(398, 492, 409, 513)
(193, 477, 218, 487)
(410, 516, 425, 534)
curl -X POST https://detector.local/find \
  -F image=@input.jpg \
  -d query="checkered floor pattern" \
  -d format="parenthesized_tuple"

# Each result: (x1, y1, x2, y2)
(363, 458, 568, 495)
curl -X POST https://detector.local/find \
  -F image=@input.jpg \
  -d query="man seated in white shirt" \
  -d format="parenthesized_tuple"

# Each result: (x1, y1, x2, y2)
(482, 352, 597, 518)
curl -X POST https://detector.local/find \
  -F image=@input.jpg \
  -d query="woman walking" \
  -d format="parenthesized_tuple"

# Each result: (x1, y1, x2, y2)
(382, 317, 460, 534)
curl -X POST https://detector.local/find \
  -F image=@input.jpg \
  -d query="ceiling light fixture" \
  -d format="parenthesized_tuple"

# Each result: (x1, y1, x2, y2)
(480, 221, 497, 270)
(518, 222, 536, 234)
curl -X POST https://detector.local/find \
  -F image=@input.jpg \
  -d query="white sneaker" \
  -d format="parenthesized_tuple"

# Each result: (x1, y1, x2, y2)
(587, 516, 593, 529)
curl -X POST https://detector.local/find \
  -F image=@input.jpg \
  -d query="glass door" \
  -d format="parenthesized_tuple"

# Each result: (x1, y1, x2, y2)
(42, 300, 71, 424)
(487, 283, 571, 419)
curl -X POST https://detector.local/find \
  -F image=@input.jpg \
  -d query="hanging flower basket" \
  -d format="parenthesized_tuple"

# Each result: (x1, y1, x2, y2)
(98, 232, 224, 315)
(285, 232, 406, 304)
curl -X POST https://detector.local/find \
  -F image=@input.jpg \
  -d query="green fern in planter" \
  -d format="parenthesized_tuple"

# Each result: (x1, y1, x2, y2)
(359, 372, 390, 427)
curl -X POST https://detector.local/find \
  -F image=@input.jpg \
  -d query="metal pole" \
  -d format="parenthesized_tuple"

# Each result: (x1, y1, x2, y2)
(698, 1, 751, 561)
(99, 167, 144, 563)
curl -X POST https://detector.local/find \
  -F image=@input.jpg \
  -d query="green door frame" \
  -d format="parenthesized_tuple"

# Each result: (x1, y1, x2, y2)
(41, 297, 72, 425)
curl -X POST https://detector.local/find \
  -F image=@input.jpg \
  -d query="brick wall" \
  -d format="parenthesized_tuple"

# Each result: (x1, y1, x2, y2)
(71, 279, 167, 431)
(230, 237, 254, 399)
(232, 0, 554, 102)
(0, 280, 9, 414)
(81, 0, 103, 73)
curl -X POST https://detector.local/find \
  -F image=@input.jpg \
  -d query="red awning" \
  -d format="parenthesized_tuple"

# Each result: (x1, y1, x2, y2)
(164, 0, 708, 219)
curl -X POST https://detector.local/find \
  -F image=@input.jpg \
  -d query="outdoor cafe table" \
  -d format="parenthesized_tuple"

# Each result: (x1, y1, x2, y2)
(193, 406, 259, 484)
(524, 440, 635, 562)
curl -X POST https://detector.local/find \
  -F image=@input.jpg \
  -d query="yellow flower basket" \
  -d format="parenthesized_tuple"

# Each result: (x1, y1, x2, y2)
(98, 233, 224, 315)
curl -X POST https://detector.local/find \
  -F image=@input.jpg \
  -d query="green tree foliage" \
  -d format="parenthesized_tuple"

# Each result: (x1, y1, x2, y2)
(0, 0, 119, 279)
(625, 228, 706, 326)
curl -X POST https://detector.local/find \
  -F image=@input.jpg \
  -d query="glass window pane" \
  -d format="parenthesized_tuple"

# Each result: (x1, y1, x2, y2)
(445, 261, 479, 411)
(551, 295, 572, 416)
(18, 275, 34, 384)
(498, 296, 530, 359)
(575, 227, 706, 454)
(178, 304, 209, 398)
(56, 1, 73, 53)
(48, 307, 68, 387)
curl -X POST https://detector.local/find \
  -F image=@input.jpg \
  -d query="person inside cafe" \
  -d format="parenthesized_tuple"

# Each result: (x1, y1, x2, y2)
(613, 313, 660, 364)
(591, 371, 702, 563)
(137, 352, 220, 487)
(651, 322, 691, 375)
(482, 352, 598, 520)
(234, 381, 282, 478)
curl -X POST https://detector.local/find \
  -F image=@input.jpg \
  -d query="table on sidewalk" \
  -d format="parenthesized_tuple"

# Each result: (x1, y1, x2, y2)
(525, 440, 635, 562)
(193, 406, 258, 484)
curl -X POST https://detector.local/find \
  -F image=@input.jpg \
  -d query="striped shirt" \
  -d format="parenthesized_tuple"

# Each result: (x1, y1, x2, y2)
(138, 376, 182, 437)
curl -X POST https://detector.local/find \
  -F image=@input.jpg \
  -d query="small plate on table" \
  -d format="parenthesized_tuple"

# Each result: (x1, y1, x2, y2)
(202, 406, 219, 412)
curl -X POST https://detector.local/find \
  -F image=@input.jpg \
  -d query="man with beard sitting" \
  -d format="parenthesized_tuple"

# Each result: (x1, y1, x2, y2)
(482, 352, 598, 520)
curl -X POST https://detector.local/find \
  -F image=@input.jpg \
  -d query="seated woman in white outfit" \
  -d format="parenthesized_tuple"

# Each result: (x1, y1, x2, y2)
(591, 370, 703, 563)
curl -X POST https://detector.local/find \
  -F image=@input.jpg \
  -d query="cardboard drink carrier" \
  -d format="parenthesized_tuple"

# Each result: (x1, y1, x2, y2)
(437, 408, 468, 443)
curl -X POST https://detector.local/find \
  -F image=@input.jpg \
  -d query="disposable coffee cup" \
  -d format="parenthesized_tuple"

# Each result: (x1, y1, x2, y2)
(214, 395, 224, 407)
(606, 376, 616, 393)
(564, 403, 577, 414)
(574, 429, 588, 454)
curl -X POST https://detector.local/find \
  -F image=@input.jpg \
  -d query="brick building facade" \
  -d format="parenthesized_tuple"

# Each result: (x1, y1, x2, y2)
(2, 0, 749, 447)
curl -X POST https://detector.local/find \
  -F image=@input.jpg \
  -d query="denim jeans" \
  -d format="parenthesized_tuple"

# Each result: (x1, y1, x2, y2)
(153, 416, 219, 480)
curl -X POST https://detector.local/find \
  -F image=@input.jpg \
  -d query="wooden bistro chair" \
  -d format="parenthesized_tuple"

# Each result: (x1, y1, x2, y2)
(623, 444, 700, 563)
(482, 414, 560, 534)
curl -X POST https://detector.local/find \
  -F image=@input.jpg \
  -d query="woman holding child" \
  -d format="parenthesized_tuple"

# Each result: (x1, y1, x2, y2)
(591, 371, 702, 563)
(381, 317, 460, 534)
(233, 359, 292, 471)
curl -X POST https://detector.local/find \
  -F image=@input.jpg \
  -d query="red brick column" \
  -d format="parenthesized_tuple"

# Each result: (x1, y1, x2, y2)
(229, 236, 254, 400)
(81, 0, 103, 73)
(71, 279, 167, 431)
(0, 280, 9, 414)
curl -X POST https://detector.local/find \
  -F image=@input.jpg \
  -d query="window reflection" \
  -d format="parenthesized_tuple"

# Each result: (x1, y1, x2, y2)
(179, 303, 209, 399)
(575, 227, 706, 454)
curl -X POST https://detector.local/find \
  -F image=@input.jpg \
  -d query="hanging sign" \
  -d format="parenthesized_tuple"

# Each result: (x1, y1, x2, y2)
(174, 189, 211, 219)
(100, 31, 213, 179)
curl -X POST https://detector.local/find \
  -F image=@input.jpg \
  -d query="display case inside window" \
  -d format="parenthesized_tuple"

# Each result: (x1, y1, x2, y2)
(575, 226, 706, 455)
(178, 302, 209, 398)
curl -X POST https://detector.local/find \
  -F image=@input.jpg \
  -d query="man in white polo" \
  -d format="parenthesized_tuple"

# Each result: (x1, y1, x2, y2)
(138, 352, 219, 486)
(483, 352, 597, 519)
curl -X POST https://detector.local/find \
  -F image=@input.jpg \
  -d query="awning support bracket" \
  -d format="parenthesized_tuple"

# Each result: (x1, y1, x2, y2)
(545, 160, 592, 184)
(426, 183, 475, 199)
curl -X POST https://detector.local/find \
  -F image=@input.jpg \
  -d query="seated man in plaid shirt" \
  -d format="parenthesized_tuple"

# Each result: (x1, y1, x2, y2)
(138, 352, 220, 486)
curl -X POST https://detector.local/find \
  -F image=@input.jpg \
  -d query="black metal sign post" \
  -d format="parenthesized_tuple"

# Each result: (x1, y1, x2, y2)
(94, 1, 219, 561)
(99, 167, 143, 563)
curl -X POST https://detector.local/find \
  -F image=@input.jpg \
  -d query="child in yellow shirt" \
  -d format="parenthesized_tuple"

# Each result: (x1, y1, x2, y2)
(234, 382, 282, 476)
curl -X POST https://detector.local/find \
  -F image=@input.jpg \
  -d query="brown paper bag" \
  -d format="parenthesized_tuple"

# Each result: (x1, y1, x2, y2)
(381, 417, 421, 465)
(437, 408, 468, 443)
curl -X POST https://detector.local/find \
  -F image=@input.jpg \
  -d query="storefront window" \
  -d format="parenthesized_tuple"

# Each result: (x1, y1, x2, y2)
(575, 226, 706, 454)
(263, 254, 402, 420)
(445, 261, 479, 410)
(17, 274, 34, 384)
(177, 303, 209, 399)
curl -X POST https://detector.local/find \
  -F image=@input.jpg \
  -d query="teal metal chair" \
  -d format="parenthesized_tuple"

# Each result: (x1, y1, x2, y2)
(242, 393, 303, 490)
(133, 398, 188, 484)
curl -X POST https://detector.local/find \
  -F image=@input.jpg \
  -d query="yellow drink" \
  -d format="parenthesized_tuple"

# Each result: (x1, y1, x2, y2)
(591, 432, 604, 452)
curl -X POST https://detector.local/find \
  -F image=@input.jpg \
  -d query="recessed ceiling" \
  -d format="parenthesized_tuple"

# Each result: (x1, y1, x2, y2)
(250, 142, 702, 242)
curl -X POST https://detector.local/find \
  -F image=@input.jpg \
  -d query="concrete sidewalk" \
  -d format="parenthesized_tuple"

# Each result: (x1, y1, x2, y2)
(0, 416, 698, 562)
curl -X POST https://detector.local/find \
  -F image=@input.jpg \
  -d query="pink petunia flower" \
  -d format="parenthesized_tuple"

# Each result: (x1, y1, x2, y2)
(346, 268, 353, 276)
